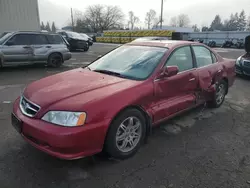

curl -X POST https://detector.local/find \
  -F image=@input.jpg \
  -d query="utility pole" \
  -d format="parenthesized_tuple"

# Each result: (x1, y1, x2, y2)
(71, 8, 74, 31)
(160, 0, 163, 29)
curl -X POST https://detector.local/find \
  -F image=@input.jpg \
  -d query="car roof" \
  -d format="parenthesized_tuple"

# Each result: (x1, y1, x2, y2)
(128, 40, 201, 48)
(8, 31, 61, 36)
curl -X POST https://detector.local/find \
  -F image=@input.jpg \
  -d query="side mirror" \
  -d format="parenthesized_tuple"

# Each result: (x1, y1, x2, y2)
(158, 66, 179, 79)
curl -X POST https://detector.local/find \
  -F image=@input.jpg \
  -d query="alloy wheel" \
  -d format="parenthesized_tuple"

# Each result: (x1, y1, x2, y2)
(115, 116, 142, 153)
(215, 84, 226, 105)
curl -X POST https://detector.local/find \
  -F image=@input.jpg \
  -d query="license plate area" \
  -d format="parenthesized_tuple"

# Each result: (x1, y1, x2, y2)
(11, 113, 22, 133)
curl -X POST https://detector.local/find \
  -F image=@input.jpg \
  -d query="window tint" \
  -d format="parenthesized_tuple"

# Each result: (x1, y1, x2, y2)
(30, 34, 48, 45)
(165, 46, 193, 72)
(47, 35, 64, 44)
(193, 46, 213, 67)
(211, 52, 217, 63)
(8, 34, 31, 45)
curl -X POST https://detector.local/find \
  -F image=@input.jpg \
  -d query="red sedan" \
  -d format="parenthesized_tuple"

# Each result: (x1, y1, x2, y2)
(12, 40, 236, 160)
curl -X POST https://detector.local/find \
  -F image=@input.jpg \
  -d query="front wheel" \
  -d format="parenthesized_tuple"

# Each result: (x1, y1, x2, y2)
(207, 80, 227, 108)
(105, 109, 146, 160)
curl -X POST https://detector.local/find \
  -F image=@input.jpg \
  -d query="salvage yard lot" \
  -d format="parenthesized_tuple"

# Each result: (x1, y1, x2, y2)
(1, 43, 250, 188)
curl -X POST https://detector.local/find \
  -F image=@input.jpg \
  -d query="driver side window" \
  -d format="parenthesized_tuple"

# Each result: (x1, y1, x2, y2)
(7, 34, 31, 45)
(165, 46, 194, 72)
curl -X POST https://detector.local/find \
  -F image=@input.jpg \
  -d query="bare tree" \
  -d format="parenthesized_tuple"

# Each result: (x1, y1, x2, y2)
(83, 4, 124, 32)
(177, 14, 190, 27)
(128, 11, 139, 30)
(145, 9, 156, 29)
(192, 24, 200, 32)
(170, 16, 178, 27)
(153, 16, 163, 29)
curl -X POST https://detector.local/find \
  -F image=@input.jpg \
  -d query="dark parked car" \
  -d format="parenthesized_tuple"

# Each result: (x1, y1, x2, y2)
(57, 31, 89, 52)
(235, 36, 250, 76)
(12, 40, 235, 160)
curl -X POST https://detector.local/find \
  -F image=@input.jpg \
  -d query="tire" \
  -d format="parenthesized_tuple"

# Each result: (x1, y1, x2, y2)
(207, 80, 227, 108)
(47, 53, 63, 68)
(105, 109, 147, 160)
(84, 43, 89, 52)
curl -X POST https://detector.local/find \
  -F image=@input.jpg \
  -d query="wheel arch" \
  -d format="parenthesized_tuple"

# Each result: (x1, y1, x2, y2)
(222, 77, 229, 94)
(104, 105, 152, 146)
(48, 52, 64, 62)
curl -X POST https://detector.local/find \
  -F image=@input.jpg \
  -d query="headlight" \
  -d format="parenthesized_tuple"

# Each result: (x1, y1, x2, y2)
(236, 57, 241, 65)
(42, 111, 87, 127)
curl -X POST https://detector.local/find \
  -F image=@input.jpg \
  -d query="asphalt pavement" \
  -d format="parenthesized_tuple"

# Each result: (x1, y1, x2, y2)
(1, 43, 250, 188)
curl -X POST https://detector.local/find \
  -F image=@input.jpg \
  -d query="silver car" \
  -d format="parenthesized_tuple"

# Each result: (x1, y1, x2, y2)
(0, 31, 72, 67)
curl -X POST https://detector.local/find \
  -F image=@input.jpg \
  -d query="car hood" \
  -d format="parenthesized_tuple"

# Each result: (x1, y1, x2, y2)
(24, 68, 130, 107)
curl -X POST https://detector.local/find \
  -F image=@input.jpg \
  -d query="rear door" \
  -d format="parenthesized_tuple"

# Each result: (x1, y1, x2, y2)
(30, 34, 50, 62)
(1, 34, 33, 65)
(153, 45, 199, 123)
(191, 45, 223, 98)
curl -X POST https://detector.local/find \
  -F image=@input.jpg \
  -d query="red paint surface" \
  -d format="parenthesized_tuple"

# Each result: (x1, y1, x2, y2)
(13, 41, 236, 159)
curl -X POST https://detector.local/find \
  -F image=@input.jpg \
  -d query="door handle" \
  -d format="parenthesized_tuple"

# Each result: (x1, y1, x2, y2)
(189, 78, 196, 81)
(23, 46, 31, 49)
(46, 46, 52, 48)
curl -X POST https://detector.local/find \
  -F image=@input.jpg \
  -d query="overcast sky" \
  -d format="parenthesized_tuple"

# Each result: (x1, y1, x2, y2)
(38, 0, 250, 29)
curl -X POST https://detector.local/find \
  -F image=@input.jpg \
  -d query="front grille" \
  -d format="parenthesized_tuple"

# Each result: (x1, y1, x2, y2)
(243, 60, 250, 67)
(20, 96, 40, 117)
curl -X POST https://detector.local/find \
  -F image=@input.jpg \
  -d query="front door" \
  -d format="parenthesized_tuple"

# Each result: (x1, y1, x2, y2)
(1, 34, 33, 65)
(153, 45, 199, 123)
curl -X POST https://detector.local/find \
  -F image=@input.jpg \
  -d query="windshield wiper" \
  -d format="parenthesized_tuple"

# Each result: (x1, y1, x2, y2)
(93, 69, 123, 77)
(85, 66, 91, 71)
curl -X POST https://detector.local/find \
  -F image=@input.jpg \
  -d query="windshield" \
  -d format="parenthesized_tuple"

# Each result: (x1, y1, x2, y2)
(88, 45, 167, 80)
(0, 32, 13, 45)
(81, 33, 89, 38)
(66, 31, 84, 39)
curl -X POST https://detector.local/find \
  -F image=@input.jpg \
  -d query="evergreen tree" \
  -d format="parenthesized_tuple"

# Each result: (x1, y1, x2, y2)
(51, 22, 56, 32)
(238, 10, 247, 31)
(41, 22, 45, 30)
(210, 15, 223, 31)
(45, 22, 51, 32)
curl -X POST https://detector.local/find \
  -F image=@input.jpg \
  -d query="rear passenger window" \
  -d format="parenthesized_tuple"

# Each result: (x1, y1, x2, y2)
(47, 35, 64, 44)
(193, 46, 213, 67)
(30, 34, 48, 45)
(165, 46, 193, 72)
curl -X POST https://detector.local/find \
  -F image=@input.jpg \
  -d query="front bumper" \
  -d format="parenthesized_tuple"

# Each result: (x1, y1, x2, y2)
(235, 64, 250, 76)
(12, 99, 110, 160)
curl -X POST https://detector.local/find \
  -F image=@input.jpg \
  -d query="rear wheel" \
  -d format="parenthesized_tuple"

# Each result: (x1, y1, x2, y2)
(207, 80, 227, 108)
(105, 109, 146, 160)
(47, 53, 63, 68)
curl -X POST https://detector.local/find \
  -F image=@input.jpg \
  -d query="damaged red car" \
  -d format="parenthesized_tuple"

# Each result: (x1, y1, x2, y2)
(12, 40, 236, 160)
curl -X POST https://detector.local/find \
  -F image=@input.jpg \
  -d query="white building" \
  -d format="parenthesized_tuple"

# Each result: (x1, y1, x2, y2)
(0, 0, 40, 33)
